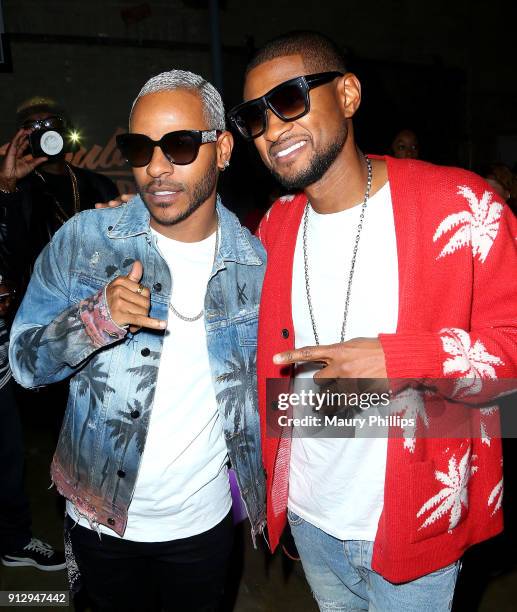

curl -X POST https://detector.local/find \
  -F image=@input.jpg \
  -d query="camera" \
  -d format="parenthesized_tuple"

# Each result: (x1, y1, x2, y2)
(29, 127, 64, 159)
(27, 116, 65, 159)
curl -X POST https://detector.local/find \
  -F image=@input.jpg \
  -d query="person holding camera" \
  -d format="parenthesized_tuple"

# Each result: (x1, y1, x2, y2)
(0, 98, 118, 292)
(0, 100, 119, 570)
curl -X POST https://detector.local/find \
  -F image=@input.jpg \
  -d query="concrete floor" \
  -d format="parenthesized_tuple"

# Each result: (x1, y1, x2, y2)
(1, 392, 516, 611)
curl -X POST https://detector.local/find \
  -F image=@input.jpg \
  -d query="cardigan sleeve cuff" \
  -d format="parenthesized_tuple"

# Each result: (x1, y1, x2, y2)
(379, 332, 444, 384)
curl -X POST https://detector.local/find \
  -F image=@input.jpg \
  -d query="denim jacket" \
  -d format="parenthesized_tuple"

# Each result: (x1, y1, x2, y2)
(9, 196, 266, 541)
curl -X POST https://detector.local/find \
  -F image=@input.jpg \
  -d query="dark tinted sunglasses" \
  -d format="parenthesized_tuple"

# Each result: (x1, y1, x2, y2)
(22, 115, 64, 131)
(116, 129, 220, 167)
(228, 71, 343, 140)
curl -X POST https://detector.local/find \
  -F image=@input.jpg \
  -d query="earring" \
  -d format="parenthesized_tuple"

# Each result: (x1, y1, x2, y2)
(222, 160, 230, 171)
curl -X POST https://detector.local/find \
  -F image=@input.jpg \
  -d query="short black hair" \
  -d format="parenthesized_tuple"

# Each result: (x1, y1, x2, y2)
(246, 31, 347, 76)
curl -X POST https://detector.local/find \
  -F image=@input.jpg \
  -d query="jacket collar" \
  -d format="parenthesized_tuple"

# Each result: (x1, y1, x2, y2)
(107, 195, 150, 239)
(216, 196, 262, 266)
(107, 194, 262, 266)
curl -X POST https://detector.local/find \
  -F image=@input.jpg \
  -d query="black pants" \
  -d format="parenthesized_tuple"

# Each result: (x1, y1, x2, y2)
(0, 378, 32, 554)
(67, 511, 234, 612)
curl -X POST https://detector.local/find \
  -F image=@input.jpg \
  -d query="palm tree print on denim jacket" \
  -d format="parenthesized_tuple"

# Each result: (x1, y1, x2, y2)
(9, 196, 267, 540)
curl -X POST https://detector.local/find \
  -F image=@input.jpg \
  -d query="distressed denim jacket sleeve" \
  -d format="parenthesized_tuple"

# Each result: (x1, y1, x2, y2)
(9, 216, 127, 389)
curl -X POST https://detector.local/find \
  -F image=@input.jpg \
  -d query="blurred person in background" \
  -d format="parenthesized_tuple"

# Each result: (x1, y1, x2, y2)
(389, 127, 420, 159)
(0, 272, 65, 571)
(0, 98, 120, 441)
(480, 162, 515, 213)
(0, 97, 118, 292)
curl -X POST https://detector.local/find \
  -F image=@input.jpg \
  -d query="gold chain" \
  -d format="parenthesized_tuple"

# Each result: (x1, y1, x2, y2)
(65, 163, 80, 213)
(34, 163, 80, 225)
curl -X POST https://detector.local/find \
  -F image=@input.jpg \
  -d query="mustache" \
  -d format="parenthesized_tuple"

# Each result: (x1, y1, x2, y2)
(143, 180, 186, 193)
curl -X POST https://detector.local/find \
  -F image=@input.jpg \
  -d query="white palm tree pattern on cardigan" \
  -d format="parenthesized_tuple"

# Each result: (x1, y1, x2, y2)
(441, 328, 504, 397)
(433, 186, 503, 263)
(390, 388, 429, 453)
(488, 471, 503, 516)
(264, 194, 295, 223)
(480, 406, 499, 447)
(417, 447, 478, 531)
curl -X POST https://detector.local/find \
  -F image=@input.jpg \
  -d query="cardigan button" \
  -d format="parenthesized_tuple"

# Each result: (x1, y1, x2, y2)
(281, 328, 289, 339)
(107, 225, 113, 231)
(107, 517, 115, 526)
(117, 469, 126, 478)
(130, 410, 140, 419)
(153, 282, 162, 292)
(141, 347, 150, 357)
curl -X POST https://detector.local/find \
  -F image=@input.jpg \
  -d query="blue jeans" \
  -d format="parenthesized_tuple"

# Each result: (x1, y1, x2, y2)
(287, 509, 460, 612)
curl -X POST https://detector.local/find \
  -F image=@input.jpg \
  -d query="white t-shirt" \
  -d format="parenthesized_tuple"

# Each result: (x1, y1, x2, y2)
(68, 228, 231, 541)
(288, 182, 398, 541)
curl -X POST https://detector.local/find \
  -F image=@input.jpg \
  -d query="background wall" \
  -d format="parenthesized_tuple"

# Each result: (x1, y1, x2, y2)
(1, 0, 515, 210)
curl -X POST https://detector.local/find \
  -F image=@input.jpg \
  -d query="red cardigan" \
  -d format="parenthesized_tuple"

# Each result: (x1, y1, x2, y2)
(257, 156, 517, 583)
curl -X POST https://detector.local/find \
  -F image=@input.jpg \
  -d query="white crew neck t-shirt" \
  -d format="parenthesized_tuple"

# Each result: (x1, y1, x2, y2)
(289, 182, 398, 541)
(68, 228, 231, 541)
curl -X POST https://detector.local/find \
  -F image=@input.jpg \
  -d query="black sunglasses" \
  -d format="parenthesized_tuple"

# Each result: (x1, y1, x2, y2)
(228, 71, 343, 140)
(22, 115, 64, 131)
(116, 129, 220, 167)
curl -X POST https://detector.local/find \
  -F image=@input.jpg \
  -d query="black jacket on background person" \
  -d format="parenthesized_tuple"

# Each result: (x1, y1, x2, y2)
(0, 165, 118, 293)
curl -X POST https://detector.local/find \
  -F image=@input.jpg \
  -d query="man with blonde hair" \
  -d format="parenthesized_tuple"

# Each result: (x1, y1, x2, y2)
(10, 71, 266, 611)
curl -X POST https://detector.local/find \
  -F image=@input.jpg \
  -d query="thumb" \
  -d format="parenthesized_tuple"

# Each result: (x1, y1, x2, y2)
(128, 260, 143, 283)
(28, 156, 48, 171)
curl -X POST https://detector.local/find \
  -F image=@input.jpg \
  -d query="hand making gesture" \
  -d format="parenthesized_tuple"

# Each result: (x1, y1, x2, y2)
(0, 129, 47, 192)
(274, 337, 388, 381)
(106, 261, 167, 333)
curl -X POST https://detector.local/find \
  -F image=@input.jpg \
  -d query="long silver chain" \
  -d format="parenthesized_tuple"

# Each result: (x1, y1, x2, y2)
(168, 225, 219, 322)
(303, 155, 373, 345)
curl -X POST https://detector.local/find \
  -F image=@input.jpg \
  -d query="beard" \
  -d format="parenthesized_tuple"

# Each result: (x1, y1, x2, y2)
(270, 125, 348, 191)
(144, 163, 218, 227)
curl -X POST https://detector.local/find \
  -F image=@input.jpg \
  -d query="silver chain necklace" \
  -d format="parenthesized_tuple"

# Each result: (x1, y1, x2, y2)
(168, 226, 219, 322)
(303, 155, 373, 345)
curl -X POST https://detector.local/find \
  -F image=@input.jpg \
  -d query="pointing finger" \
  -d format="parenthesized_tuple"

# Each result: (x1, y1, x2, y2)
(130, 315, 167, 330)
(273, 345, 329, 365)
